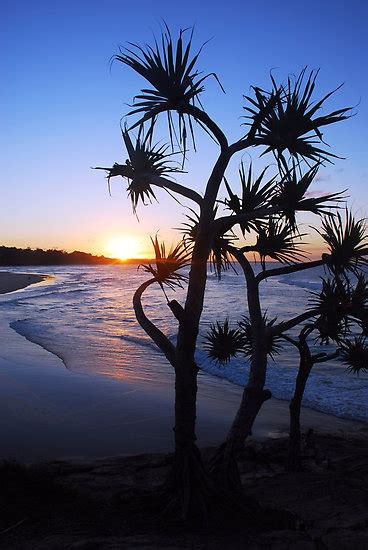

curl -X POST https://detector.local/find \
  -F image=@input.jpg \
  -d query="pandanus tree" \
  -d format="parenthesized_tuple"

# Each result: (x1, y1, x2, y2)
(205, 212, 367, 482)
(96, 25, 356, 518)
(285, 272, 367, 472)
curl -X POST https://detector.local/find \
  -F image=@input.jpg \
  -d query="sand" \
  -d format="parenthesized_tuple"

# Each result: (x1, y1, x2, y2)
(1, 271, 367, 547)
(0, 271, 47, 294)
(0, 270, 366, 463)
(0, 305, 366, 463)
(2, 434, 368, 547)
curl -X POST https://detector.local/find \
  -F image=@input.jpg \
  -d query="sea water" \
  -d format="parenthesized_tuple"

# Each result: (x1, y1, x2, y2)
(0, 264, 366, 422)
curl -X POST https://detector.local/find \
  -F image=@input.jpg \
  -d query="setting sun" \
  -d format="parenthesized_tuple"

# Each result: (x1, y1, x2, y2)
(106, 237, 143, 261)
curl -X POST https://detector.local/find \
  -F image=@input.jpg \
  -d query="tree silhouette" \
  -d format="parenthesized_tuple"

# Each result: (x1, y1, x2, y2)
(96, 25, 362, 519)
(205, 212, 367, 484)
(285, 272, 367, 471)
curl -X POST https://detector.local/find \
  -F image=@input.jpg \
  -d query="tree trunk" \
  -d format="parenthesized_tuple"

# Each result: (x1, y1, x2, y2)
(227, 386, 272, 450)
(165, 362, 214, 520)
(210, 332, 271, 489)
(226, 324, 271, 450)
(288, 359, 312, 472)
(166, 151, 232, 517)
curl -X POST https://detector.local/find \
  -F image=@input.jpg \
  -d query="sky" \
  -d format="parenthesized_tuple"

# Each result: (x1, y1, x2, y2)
(2, 0, 368, 259)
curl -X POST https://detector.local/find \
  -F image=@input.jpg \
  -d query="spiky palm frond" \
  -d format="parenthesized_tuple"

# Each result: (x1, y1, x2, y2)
(339, 337, 368, 374)
(360, 315, 368, 337)
(243, 68, 351, 166)
(204, 319, 244, 365)
(140, 237, 191, 291)
(222, 163, 276, 235)
(351, 274, 368, 315)
(178, 208, 237, 279)
(254, 218, 308, 269)
(114, 25, 223, 157)
(243, 84, 281, 142)
(311, 278, 351, 344)
(316, 210, 368, 276)
(272, 163, 344, 227)
(96, 129, 184, 213)
(238, 315, 283, 360)
(349, 274, 368, 334)
(102, 129, 184, 213)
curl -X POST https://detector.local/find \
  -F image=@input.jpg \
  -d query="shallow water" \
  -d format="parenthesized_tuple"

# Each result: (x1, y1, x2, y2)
(0, 264, 367, 422)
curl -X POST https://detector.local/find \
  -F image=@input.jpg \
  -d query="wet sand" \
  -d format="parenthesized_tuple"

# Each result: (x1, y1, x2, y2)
(0, 271, 47, 294)
(1, 272, 367, 547)
(0, 311, 366, 463)
(0, 273, 366, 462)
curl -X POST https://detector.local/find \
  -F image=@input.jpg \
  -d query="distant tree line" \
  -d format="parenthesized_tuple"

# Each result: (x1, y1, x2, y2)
(0, 246, 119, 266)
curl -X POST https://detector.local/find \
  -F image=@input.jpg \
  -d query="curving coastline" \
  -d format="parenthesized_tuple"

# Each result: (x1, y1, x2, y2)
(0, 271, 48, 294)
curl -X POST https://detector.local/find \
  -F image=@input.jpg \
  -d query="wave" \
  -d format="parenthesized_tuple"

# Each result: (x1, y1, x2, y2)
(280, 277, 322, 291)
(196, 348, 368, 422)
(10, 319, 68, 368)
(4, 265, 367, 423)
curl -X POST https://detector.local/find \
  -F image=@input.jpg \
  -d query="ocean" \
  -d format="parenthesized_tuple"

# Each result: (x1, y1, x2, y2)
(0, 264, 367, 422)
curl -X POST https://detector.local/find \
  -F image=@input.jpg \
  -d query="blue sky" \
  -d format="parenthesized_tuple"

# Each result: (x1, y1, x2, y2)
(2, 0, 367, 258)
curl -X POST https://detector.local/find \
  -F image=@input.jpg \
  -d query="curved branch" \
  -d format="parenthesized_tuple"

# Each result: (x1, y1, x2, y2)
(227, 245, 255, 283)
(149, 174, 203, 205)
(94, 166, 203, 206)
(256, 247, 368, 284)
(213, 206, 280, 235)
(313, 349, 340, 364)
(183, 104, 228, 150)
(280, 333, 300, 349)
(228, 135, 255, 155)
(226, 245, 264, 329)
(213, 206, 279, 235)
(239, 245, 257, 254)
(256, 258, 325, 284)
(130, 102, 229, 150)
(271, 309, 319, 337)
(133, 278, 176, 366)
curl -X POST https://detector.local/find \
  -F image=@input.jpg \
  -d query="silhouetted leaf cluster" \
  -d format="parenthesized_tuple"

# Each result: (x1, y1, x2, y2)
(339, 337, 368, 374)
(205, 315, 283, 365)
(317, 210, 367, 276)
(100, 129, 184, 213)
(115, 24, 223, 156)
(271, 163, 344, 228)
(311, 278, 351, 344)
(238, 315, 283, 360)
(243, 68, 351, 166)
(179, 208, 237, 279)
(223, 163, 276, 234)
(140, 236, 190, 291)
(203, 319, 244, 365)
(254, 218, 307, 269)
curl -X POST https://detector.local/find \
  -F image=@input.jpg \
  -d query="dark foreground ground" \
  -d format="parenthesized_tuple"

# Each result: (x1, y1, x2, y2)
(1, 432, 367, 549)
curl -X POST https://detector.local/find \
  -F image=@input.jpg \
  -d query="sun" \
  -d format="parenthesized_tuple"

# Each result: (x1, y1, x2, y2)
(106, 237, 142, 261)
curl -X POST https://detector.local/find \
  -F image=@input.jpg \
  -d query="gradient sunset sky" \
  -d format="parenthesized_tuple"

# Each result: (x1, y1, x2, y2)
(2, 0, 367, 259)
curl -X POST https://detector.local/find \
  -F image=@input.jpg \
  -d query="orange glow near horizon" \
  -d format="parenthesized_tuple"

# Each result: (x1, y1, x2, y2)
(105, 236, 144, 261)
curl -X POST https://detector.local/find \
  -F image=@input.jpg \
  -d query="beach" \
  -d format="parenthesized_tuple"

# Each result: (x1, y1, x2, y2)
(0, 272, 47, 294)
(0, 270, 367, 462)
(1, 271, 367, 547)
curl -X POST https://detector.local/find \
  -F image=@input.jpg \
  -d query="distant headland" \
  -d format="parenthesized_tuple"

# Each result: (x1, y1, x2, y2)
(0, 246, 148, 266)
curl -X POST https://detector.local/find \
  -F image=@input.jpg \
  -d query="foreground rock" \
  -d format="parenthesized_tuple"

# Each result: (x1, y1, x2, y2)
(1, 433, 367, 549)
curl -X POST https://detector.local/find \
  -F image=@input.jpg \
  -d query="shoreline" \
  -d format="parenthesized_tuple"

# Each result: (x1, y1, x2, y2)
(0, 270, 366, 464)
(0, 317, 366, 463)
(0, 271, 49, 294)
